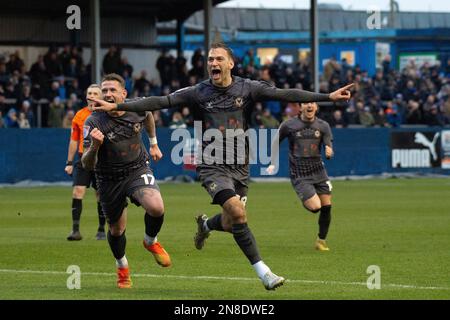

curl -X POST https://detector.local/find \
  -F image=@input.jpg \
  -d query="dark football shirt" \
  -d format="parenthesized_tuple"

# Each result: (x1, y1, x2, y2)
(117, 76, 331, 166)
(166, 77, 264, 165)
(83, 111, 149, 178)
(278, 116, 333, 182)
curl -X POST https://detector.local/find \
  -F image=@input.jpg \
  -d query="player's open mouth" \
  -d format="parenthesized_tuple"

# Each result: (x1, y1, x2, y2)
(211, 69, 221, 80)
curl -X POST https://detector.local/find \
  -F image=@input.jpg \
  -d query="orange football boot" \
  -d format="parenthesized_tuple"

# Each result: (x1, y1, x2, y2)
(117, 267, 132, 289)
(143, 241, 172, 267)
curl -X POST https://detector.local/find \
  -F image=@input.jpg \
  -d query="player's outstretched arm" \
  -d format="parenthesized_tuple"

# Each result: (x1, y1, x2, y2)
(329, 83, 354, 102)
(90, 96, 171, 112)
(252, 82, 354, 103)
(91, 85, 196, 112)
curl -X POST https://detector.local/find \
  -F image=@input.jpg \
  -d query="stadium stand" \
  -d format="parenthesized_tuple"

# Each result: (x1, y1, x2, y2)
(1, 44, 449, 128)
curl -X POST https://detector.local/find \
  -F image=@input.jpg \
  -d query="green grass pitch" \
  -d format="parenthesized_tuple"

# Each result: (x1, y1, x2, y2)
(0, 179, 449, 300)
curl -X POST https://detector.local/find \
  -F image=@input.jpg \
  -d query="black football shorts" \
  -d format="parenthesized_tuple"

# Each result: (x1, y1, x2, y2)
(97, 166, 160, 224)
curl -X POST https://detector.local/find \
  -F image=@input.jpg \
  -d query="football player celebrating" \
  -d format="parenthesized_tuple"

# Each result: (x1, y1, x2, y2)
(267, 102, 335, 251)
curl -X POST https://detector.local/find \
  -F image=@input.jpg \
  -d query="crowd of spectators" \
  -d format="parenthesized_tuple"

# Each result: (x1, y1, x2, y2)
(317, 55, 450, 128)
(0, 45, 90, 128)
(1, 44, 449, 129)
(235, 51, 450, 129)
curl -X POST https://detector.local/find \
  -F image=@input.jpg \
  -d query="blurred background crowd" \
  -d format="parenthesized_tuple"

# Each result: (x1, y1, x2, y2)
(1, 44, 449, 129)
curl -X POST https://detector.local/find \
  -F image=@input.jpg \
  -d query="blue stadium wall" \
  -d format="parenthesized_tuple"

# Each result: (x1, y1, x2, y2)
(1, 127, 448, 184)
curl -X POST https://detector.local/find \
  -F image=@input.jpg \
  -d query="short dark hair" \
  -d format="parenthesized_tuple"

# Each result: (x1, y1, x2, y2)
(210, 42, 234, 60)
(101, 73, 125, 88)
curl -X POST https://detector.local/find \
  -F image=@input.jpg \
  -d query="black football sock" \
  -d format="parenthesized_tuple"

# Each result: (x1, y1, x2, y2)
(107, 230, 127, 260)
(145, 213, 164, 238)
(318, 205, 332, 240)
(97, 202, 105, 231)
(206, 213, 224, 232)
(232, 223, 262, 265)
(71, 199, 82, 232)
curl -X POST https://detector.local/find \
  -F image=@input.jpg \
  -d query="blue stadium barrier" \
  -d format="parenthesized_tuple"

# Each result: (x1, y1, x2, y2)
(0, 127, 448, 184)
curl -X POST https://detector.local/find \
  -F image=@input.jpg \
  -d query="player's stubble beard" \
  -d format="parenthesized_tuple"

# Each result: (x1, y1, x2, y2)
(106, 96, 126, 117)
(209, 67, 232, 87)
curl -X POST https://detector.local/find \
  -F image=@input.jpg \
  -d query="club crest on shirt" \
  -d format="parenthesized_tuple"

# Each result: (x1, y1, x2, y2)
(107, 132, 115, 140)
(209, 182, 217, 192)
(133, 123, 141, 133)
(234, 97, 244, 108)
(315, 130, 321, 138)
(83, 125, 90, 139)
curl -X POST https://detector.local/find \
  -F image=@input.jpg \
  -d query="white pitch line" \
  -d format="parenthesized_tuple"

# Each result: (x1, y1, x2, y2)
(0, 268, 449, 291)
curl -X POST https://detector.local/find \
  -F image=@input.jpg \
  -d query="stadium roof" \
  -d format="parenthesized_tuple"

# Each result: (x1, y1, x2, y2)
(0, 0, 229, 47)
(0, 0, 228, 22)
(157, 7, 450, 32)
